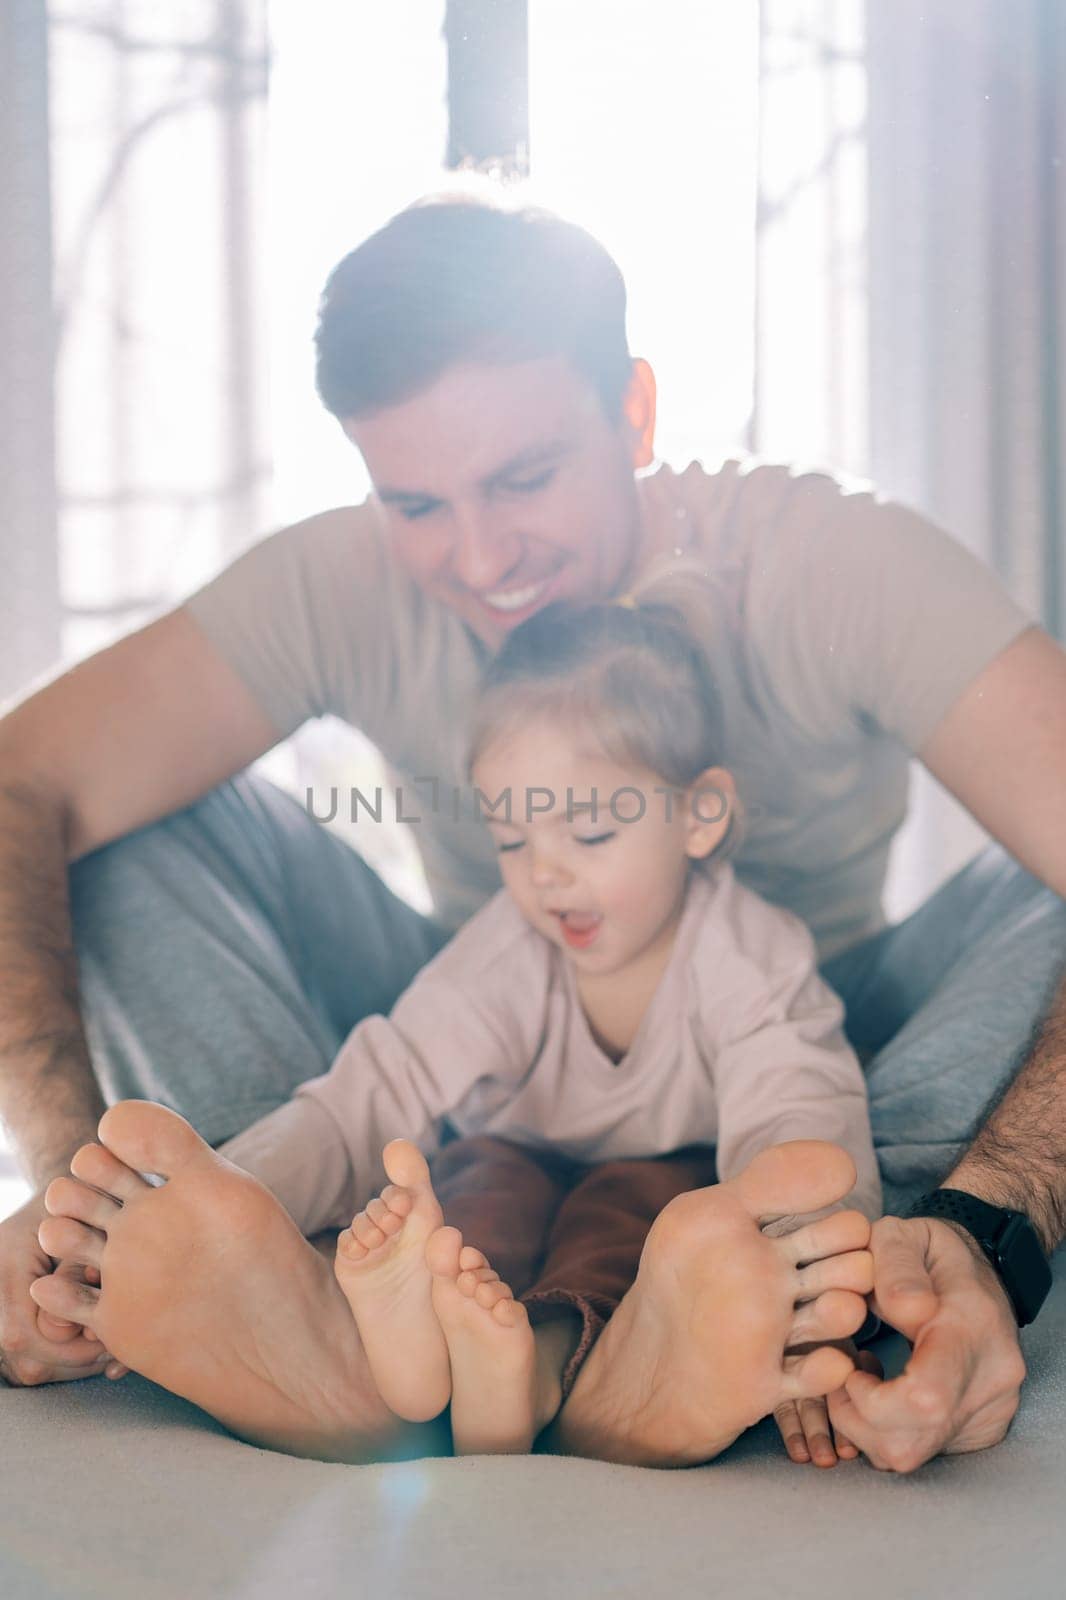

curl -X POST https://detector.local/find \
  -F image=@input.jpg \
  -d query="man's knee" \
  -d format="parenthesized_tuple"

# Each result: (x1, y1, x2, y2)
(68, 777, 268, 936)
(962, 844, 1066, 951)
(69, 818, 174, 936)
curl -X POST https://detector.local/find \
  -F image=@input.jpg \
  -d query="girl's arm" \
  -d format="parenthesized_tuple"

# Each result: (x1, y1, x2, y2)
(221, 898, 536, 1235)
(220, 979, 520, 1236)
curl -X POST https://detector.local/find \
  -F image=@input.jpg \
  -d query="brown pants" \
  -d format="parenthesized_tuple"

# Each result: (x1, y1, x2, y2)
(430, 1137, 719, 1397)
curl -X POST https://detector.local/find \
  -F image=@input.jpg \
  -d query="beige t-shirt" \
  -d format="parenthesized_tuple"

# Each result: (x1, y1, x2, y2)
(220, 863, 882, 1235)
(184, 457, 1032, 959)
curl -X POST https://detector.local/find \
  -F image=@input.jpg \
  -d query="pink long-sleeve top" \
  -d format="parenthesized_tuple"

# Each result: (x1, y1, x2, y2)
(221, 863, 882, 1236)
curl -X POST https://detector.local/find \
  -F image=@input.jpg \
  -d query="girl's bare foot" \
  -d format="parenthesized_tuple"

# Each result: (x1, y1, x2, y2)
(427, 1228, 574, 1455)
(332, 1139, 448, 1422)
(552, 1140, 875, 1467)
(30, 1101, 415, 1462)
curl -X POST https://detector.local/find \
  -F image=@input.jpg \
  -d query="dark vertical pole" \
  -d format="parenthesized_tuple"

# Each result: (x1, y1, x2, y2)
(444, 0, 529, 175)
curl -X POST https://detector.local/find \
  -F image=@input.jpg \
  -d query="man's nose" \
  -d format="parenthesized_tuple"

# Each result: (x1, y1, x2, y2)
(449, 508, 521, 591)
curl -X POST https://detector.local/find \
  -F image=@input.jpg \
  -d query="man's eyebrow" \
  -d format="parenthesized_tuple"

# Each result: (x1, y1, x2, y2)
(377, 438, 572, 506)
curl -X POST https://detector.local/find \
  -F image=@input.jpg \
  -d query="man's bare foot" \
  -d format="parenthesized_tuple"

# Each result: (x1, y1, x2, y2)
(30, 1101, 415, 1463)
(332, 1139, 448, 1422)
(426, 1226, 574, 1455)
(551, 1141, 874, 1467)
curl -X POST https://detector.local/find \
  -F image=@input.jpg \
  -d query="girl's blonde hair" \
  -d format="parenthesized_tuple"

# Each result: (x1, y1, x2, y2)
(467, 558, 744, 861)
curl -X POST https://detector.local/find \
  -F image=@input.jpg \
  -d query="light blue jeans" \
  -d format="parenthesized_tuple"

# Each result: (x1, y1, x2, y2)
(69, 773, 1066, 1215)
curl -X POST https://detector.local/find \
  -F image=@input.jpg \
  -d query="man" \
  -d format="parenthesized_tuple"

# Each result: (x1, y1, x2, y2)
(1, 187, 1064, 1471)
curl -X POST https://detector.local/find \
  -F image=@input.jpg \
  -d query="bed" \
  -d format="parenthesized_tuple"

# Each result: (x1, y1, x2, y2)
(2, 1254, 1062, 1599)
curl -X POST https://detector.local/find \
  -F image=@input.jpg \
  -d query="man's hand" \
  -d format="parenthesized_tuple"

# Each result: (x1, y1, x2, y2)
(826, 1215, 1027, 1472)
(774, 1344, 882, 1466)
(0, 1189, 122, 1386)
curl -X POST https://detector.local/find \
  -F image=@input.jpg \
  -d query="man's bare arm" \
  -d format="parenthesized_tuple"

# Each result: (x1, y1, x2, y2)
(829, 626, 1066, 1468)
(944, 974, 1066, 1254)
(0, 605, 282, 1180)
(0, 607, 282, 1384)
(920, 624, 1066, 1249)
(0, 779, 105, 1189)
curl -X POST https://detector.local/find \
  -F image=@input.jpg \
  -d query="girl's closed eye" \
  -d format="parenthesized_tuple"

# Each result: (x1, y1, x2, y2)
(495, 838, 525, 855)
(576, 831, 616, 847)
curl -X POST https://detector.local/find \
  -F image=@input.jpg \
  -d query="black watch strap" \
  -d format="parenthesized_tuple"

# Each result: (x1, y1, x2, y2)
(904, 1188, 1052, 1327)
(906, 1188, 1006, 1240)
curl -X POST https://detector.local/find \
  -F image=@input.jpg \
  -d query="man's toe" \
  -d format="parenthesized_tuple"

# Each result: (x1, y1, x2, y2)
(97, 1101, 206, 1180)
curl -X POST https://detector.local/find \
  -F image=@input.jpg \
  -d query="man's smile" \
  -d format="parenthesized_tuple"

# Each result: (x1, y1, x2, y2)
(479, 576, 555, 613)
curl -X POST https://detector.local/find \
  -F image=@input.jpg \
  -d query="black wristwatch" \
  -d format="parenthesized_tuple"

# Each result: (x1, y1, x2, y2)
(904, 1188, 1052, 1327)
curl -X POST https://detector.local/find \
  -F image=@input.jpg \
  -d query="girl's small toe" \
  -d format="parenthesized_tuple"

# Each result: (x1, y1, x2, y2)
(474, 1279, 511, 1311)
(353, 1215, 387, 1250)
(380, 1185, 414, 1216)
(336, 1228, 368, 1261)
(457, 1266, 498, 1297)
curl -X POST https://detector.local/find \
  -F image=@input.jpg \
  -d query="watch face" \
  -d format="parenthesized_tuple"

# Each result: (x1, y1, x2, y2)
(995, 1214, 1053, 1326)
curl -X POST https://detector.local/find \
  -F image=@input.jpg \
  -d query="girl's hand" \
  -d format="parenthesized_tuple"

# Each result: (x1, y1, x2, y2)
(774, 1345, 882, 1465)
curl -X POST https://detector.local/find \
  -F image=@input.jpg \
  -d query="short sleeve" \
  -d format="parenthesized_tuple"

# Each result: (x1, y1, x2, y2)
(181, 501, 439, 743)
(746, 469, 1034, 752)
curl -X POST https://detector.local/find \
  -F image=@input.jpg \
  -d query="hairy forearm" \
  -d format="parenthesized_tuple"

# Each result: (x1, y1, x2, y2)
(0, 779, 105, 1187)
(946, 968, 1066, 1254)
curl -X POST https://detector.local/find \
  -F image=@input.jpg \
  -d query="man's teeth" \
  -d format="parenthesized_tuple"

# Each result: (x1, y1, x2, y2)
(482, 578, 549, 613)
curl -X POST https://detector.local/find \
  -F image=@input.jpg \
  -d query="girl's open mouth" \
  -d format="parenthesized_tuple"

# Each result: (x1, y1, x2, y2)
(557, 910, 603, 949)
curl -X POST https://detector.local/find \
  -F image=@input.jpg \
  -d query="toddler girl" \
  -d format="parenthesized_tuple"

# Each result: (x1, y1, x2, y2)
(223, 567, 881, 1461)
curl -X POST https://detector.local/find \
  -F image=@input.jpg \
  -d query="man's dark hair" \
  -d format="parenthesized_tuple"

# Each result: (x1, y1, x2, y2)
(314, 185, 633, 421)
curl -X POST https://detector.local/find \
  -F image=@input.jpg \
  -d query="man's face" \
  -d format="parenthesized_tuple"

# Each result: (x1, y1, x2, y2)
(343, 357, 647, 649)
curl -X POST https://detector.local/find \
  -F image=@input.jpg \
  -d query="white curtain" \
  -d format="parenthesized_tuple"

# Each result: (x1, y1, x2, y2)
(865, 0, 1066, 908)
(755, 0, 868, 479)
(1, 0, 61, 707)
(4, 0, 270, 697)
(867, 0, 1064, 634)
